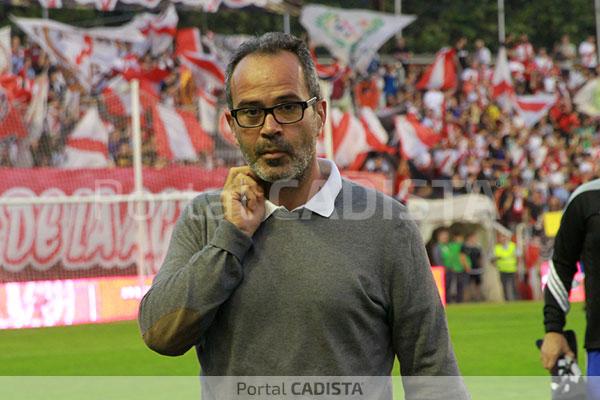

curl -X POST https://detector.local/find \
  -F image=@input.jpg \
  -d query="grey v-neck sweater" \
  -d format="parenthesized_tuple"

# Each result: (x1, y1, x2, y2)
(139, 179, 461, 379)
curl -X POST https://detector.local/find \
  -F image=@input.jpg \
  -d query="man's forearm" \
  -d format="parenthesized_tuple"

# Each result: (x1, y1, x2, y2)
(139, 220, 251, 356)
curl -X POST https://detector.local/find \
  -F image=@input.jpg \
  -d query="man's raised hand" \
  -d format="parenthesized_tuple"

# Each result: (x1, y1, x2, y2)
(221, 167, 266, 237)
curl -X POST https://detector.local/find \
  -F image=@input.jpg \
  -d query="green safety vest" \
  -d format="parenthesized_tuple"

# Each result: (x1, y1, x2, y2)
(494, 242, 517, 273)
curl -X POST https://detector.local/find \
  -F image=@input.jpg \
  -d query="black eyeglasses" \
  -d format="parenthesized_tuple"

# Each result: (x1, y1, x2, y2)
(230, 97, 318, 128)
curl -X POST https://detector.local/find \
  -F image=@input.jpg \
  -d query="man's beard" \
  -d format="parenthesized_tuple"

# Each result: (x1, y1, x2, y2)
(239, 136, 316, 183)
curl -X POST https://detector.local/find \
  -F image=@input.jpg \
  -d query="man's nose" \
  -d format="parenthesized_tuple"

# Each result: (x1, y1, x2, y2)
(260, 112, 282, 137)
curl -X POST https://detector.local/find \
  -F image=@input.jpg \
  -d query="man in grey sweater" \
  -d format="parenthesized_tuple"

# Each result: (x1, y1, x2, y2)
(139, 32, 467, 399)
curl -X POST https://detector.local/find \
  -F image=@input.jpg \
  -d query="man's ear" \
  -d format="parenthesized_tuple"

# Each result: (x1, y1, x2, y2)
(225, 110, 234, 129)
(224, 110, 240, 147)
(316, 99, 327, 133)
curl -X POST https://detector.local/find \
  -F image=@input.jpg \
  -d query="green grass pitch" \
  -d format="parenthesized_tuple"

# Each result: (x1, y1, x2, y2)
(0, 301, 587, 376)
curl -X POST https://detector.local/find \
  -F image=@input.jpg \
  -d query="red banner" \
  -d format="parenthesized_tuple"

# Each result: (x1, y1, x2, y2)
(0, 166, 228, 282)
(0, 167, 391, 282)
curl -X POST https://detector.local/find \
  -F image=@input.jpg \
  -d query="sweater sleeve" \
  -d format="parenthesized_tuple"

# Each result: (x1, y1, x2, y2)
(389, 219, 469, 399)
(544, 196, 585, 333)
(138, 196, 253, 356)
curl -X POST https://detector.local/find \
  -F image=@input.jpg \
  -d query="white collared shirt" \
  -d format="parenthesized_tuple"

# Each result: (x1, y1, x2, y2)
(263, 158, 342, 220)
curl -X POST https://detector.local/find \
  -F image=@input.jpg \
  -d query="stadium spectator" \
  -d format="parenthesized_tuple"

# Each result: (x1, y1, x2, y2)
(10, 35, 24, 74)
(426, 226, 449, 268)
(555, 34, 576, 79)
(455, 36, 469, 70)
(139, 33, 467, 391)
(513, 33, 535, 65)
(441, 228, 471, 303)
(463, 231, 484, 302)
(474, 39, 491, 66)
(391, 36, 411, 74)
(494, 233, 518, 301)
(579, 35, 598, 72)
(382, 63, 400, 106)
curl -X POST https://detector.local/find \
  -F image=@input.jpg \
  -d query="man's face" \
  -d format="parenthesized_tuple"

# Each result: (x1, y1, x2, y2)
(227, 51, 325, 183)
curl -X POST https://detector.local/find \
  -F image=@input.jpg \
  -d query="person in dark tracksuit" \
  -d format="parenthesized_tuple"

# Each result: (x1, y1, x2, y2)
(540, 178, 600, 399)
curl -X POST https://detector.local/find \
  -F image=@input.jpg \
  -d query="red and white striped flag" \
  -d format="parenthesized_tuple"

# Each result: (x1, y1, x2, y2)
(358, 107, 390, 153)
(394, 114, 442, 168)
(102, 76, 159, 117)
(515, 94, 558, 128)
(103, 76, 131, 116)
(63, 107, 109, 168)
(416, 48, 457, 91)
(128, 4, 178, 56)
(198, 88, 217, 134)
(311, 48, 347, 80)
(153, 104, 214, 161)
(317, 108, 391, 169)
(179, 51, 225, 90)
(326, 108, 373, 168)
(330, 108, 368, 168)
(491, 46, 514, 99)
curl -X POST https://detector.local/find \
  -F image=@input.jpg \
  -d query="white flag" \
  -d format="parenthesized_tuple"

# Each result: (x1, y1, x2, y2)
(573, 78, 600, 117)
(11, 16, 144, 90)
(300, 5, 415, 72)
(0, 26, 11, 74)
(25, 74, 49, 141)
(491, 47, 514, 98)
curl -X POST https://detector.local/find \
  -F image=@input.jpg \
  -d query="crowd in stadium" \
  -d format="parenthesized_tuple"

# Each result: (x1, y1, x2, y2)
(2, 28, 599, 295)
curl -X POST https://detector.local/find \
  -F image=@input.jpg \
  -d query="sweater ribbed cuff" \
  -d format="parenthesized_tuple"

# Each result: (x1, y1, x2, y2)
(209, 220, 253, 261)
(545, 323, 564, 334)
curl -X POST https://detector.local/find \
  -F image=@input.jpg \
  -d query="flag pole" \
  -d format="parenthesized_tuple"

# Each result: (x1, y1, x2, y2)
(321, 81, 334, 161)
(131, 79, 148, 282)
(498, 0, 506, 44)
(394, 0, 402, 37)
(283, 13, 291, 34)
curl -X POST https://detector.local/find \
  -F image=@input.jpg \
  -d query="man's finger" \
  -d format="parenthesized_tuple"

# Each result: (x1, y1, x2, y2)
(245, 189, 264, 211)
(542, 353, 558, 370)
(225, 166, 254, 187)
(224, 167, 245, 186)
(233, 174, 263, 195)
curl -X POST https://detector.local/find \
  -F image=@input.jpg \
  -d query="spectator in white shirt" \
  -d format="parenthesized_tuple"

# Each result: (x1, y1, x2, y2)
(474, 39, 492, 66)
(578, 35, 598, 71)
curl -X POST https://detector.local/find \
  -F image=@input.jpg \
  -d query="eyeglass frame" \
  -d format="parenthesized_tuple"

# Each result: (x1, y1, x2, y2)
(229, 96, 318, 128)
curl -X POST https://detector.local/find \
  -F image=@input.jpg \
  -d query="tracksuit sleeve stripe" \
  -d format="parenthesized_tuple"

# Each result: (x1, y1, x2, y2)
(548, 260, 570, 313)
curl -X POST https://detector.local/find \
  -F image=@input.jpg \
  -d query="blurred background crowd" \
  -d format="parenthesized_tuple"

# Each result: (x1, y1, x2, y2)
(0, 2, 599, 303)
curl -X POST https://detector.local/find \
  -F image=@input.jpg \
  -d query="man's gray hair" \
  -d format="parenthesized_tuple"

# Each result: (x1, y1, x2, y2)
(225, 32, 321, 109)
